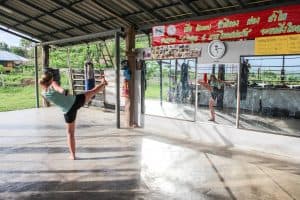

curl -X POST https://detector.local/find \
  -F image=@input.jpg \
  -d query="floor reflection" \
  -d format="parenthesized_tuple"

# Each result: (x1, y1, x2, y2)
(140, 137, 300, 200)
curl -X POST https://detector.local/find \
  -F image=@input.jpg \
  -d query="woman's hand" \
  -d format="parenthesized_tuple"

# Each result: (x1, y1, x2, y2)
(198, 80, 211, 91)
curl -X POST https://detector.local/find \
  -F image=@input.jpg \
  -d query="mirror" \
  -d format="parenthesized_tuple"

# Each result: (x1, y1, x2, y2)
(238, 55, 300, 136)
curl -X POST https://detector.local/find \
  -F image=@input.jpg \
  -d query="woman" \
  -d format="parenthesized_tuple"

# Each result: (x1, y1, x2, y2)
(40, 71, 107, 160)
(199, 74, 221, 122)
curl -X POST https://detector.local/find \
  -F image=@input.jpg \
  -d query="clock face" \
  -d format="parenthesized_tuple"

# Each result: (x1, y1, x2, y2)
(208, 40, 226, 59)
(167, 25, 176, 36)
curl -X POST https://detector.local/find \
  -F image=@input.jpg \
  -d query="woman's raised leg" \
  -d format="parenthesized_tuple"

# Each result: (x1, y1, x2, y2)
(84, 82, 106, 104)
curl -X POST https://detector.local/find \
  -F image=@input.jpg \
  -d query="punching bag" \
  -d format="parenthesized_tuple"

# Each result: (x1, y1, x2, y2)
(180, 63, 189, 101)
(84, 59, 95, 91)
(217, 64, 225, 108)
(240, 59, 250, 100)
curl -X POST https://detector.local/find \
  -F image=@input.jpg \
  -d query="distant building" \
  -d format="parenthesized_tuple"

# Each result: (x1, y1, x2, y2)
(0, 50, 28, 72)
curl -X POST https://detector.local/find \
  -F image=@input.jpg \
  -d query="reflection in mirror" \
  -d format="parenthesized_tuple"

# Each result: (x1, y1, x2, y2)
(145, 59, 196, 121)
(196, 63, 238, 126)
(239, 55, 300, 136)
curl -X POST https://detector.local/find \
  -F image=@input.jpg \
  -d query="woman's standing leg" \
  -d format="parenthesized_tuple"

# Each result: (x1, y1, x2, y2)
(209, 97, 215, 121)
(66, 122, 76, 160)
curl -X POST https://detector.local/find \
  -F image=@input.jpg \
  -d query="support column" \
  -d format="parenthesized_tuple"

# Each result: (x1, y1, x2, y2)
(42, 45, 50, 69)
(42, 45, 50, 107)
(34, 45, 39, 108)
(125, 26, 136, 127)
(115, 32, 121, 129)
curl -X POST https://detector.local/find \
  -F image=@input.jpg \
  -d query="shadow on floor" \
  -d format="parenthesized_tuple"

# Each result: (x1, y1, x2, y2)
(0, 146, 137, 154)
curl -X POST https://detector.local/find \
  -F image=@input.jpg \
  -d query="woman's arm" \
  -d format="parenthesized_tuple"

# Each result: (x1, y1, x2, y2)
(198, 80, 212, 91)
(51, 81, 65, 94)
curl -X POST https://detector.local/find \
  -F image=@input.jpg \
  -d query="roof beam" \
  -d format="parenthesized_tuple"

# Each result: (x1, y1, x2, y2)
(92, 0, 134, 27)
(21, 0, 90, 34)
(1, 1, 73, 38)
(0, 21, 45, 41)
(11, 0, 85, 37)
(50, 0, 110, 30)
(211, 0, 223, 10)
(34, 0, 202, 39)
(0, 26, 39, 43)
(39, 28, 123, 46)
(225, 0, 236, 8)
(0, 12, 60, 40)
(126, 0, 164, 22)
(235, 0, 246, 8)
(36, 23, 94, 38)
(139, 1, 299, 31)
(178, 0, 198, 16)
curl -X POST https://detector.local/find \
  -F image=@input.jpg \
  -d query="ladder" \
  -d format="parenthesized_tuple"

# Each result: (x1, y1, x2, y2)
(69, 68, 105, 107)
(97, 41, 114, 68)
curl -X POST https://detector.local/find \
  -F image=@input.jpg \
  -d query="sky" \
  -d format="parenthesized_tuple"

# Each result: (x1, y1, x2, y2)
(0, 30, 21, 47)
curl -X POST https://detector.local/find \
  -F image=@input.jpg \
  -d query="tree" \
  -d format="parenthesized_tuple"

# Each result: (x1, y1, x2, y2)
(20, 39, 33, 58)
(10, 46, 26, 57)
(20, 39, 32, 50)
(0, 42, 9, 51)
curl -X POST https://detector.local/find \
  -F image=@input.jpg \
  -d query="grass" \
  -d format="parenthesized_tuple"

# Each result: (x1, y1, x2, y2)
(145, 81, 169, 100)
(0, 86, 40, 112)
(0, 68, 71, 112)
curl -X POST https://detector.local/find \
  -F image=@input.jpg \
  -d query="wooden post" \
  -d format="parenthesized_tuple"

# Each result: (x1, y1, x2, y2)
(115, 32, 121, 129)
(42, 45, 50, 69)
(125, 26, 136, 127)
(42, 45, 50, 107)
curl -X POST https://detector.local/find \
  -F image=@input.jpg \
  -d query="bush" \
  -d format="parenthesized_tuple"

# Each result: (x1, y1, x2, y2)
(0, 65, 4, 73)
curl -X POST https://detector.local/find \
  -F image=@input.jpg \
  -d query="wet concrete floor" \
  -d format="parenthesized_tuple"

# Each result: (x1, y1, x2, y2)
(0, 107, 299, 200)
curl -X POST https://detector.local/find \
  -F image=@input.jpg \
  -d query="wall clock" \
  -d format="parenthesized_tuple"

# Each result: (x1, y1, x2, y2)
(208, 40, 226, 59)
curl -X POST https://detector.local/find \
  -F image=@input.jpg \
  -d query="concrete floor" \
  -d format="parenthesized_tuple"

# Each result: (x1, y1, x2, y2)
(0, 107, 300, 200)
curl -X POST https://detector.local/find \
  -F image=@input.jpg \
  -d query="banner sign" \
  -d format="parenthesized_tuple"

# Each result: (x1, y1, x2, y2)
(152, 4, 300, 46)
(140, 44, 201, 60)
(255, 34, 300, 55)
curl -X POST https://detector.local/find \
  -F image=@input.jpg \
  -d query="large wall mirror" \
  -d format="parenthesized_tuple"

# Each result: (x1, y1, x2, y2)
(238, 55, 300, 137)
(144, 59, 197, 121)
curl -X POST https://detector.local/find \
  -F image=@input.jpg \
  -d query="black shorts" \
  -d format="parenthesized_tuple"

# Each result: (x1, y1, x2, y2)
(211, 91, 218, 100)
(64, 94, 85, 123)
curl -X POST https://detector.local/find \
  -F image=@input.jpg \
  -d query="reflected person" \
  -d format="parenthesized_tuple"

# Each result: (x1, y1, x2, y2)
(198, 74, 223, 121)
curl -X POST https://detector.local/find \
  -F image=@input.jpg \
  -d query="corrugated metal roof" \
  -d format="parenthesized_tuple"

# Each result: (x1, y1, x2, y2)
(0, 50, 28, 62)
(0, 0, 298, 44)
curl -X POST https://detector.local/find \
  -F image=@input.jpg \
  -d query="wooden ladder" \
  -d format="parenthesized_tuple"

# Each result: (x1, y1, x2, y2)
(97, 41, 114, 68)
(69, 68, 105, 107)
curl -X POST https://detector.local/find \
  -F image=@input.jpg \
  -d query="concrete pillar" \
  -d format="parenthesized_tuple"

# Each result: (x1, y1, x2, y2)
(42, 45, 50, 107)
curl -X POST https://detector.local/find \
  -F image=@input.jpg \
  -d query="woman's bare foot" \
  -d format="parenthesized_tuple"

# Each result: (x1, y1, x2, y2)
(69, 155, 76, 160)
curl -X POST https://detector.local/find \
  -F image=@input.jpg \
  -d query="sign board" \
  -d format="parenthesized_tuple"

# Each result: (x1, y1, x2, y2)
(140, 44, 201, 60)
(255, 34, 300, 55)
(152, 4, 300, 46)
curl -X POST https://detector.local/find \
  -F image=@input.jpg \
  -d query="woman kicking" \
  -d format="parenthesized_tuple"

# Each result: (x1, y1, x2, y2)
(40, 71, 107, 160)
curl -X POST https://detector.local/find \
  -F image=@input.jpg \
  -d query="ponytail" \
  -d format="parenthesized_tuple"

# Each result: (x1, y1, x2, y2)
(39, 71, 53, 87)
